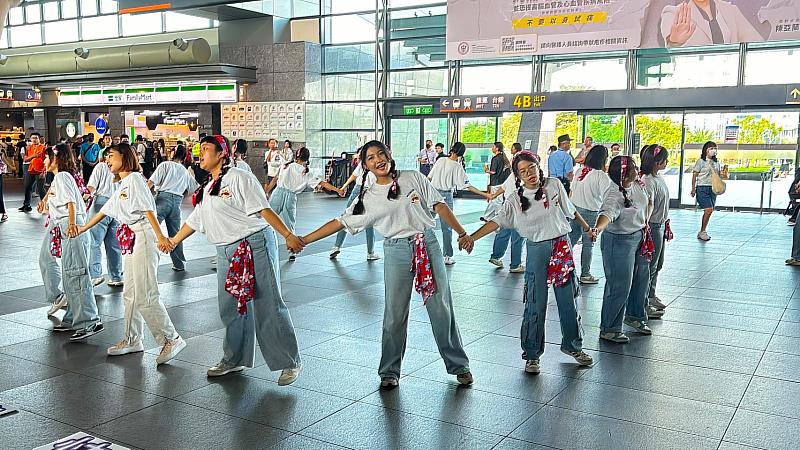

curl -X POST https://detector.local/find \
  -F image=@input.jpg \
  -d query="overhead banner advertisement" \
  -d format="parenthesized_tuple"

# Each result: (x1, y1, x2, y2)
(446, 0, 800, 60)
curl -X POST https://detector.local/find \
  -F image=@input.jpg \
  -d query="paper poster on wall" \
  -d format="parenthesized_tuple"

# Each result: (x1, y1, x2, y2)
(220, 101, 307, 141)
(446, 0, 800, 60)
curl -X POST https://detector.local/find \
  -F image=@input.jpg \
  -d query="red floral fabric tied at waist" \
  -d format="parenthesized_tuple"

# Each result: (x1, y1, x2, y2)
(547, 236, 575, 288)
(640, 226, 655, 262)
(50, 226, 62, 258)
(225, 240, 255, 316)
(412, 233, 437, 304)
(577, 167, 592, 182)
(116, 224, 135, 255)
(664, 219, 674, 242)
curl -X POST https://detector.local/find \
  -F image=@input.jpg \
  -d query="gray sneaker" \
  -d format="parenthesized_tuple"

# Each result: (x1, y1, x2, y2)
(649, 296, 667, 310)
(624, 318, 652, 335)
(380, 376, 399, 389)
(207, 360, 245, 377)
(579, 274, 600, 284)
(525, 359, 540, 374)
(561, 348, 593, 366)
(488, 258, 504, 268)
(599, 332, 630, 343)
(647, 306, 665, 319)
(47, 293, 68, 317)
(278, 364, 302, 386)
(456, 372, 474, 385)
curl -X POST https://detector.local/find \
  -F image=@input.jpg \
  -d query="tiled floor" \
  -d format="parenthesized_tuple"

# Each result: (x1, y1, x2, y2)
(1, 177, 799, 450)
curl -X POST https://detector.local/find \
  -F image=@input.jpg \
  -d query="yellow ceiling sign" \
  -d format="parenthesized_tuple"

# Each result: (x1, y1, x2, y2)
(512, 12, 608, 29)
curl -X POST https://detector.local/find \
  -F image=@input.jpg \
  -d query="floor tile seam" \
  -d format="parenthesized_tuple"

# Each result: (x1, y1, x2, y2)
(659, 305, 786, 323)
(74, 359, 214, 398)
(540, 312, 780, 335)
(401, 371, 569, 406)
(287, 302, 385, 321)
(671, 294, 793, 309)
(281, 433, 359, 450)
(6, 408, 142, 449)
(239, 371, 380, 404)
(578, 347, 758, 377)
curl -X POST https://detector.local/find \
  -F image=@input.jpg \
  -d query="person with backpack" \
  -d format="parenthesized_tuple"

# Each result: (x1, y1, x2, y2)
(80, 133, 101, 183)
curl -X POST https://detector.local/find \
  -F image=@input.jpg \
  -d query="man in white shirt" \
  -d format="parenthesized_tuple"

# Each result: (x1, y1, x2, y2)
(417, 140, 437, 176)
(264, 138, 283, 186)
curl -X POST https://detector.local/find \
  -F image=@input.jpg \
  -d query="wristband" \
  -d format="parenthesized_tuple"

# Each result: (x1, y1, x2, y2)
(458, 231, 467, 238)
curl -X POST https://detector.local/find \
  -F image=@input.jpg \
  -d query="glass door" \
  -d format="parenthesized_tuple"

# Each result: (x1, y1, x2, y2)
(582, 113, 626, 153)
(633, 112, 684, 201)
(459, 116, 499, 190)
(388, 118, 422, 171)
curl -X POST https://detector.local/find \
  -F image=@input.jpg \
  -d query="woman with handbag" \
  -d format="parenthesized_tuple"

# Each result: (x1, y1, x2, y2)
(691, 141, 726, 242)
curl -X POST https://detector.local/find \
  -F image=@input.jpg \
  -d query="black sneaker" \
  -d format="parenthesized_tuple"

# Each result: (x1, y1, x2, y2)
(52, 323, 73, 332)
(18, 205, 32, 212)
(69, 322, 104, 342)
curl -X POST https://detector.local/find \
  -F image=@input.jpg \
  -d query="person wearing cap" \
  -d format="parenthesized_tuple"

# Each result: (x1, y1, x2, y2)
(548, 135, 575, 194)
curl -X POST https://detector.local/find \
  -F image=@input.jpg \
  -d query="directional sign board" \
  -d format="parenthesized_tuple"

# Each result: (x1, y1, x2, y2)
(787, 85, 800, 105)
(33, 432, 130, 450)
(439, 94, 547, 113)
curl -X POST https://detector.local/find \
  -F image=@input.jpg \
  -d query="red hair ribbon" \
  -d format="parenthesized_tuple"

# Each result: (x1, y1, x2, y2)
(620, 156, 628, 184)
(412, 233, 437, 304)
(664, 219, 674, 241)
(546, 236, 575, 288)
(515, 151, 540, 164)
(225, 240, 255, 315)
(50, 226, 62, 258)
(640, 226, 655, 262)
(578, 166, 592, 182)
(213, 135, 229, 158)
(116, 223, 135, 255)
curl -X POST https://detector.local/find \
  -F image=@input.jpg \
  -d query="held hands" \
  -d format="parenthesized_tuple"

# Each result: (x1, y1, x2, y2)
(66, 223, 79, 238)
(588, 228, 600, 242)
(337, 187, 346, 198)
(157, 236, 176, 254)
(36, 201, 46, 214)
(285, 234, 305, 254)
(457, 233, 474, 254)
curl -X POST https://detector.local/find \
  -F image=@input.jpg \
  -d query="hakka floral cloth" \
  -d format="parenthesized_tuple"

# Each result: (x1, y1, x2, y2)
(412, 233, 437, 304)
(116, 224, 135, 255)
(664, 219, 674, 242)
(225, 240, 255, 315)
(640, 225, 655, 262)
(577, 167, 592, 182)
(546, 236, 575, 288)
(50, 225, 62, 258)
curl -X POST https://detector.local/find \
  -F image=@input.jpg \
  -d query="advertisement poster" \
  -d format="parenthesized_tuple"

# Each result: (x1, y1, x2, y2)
(446, 0, 800, 60)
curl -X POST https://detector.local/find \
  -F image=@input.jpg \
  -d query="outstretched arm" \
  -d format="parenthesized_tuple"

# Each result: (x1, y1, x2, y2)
(317, 181, 345, 197)
(302, 219, 345, 245)
(470, 220, 499, 243)
(259, 209, 304, 253)
(434, 202, 473, 252)
(78, 211, 107, 234)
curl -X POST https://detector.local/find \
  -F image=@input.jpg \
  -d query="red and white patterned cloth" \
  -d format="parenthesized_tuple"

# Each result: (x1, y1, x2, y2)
(640, 226, 655, 262)
(546, 236, 575, 288)
(225, 240, 255, 315)
(664, 219, 674, 242)
(49, 226, 62, 258)
(116, 224, 135, 255)
(412, 233, 437, 304)
(577, 167, 592, 182)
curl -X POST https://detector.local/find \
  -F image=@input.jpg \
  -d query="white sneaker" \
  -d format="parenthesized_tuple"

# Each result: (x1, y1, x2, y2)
(561, 348, 594, 366)
(647, 306, 665, 319)
(489, 258, 504, 268)
(156, 336, 187, 365)
(329, 246, 341, 259)
(92, 276, 105, 287)
(525, 359, 540, 374)
(367, 253, 380, 261)
(107, 280, 124, 287)
(107, 338, 145, 356)
(509, 265, 525, 273)
(599, 332, 630, 343)
(207, 360, 245, 377)
(697, 231, 711, 241)
(46, 293, 68, 317)
(278, 364, 302, 386)
(444, 256, 455, 265)
(579, 275, 600, 284)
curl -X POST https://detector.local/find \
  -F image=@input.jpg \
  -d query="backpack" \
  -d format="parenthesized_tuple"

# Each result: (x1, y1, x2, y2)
(84, 143, 101, 164)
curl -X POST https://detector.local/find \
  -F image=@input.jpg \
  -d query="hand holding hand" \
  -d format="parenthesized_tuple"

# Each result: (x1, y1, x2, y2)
(36, 201, 46, 214)
(285, 234, 305, 254)
(157, 236, 175, 253)
(588, 228, 600, 242)
(337, 188, 346, 198)
(66, 223, 79, 238)
(458, 234, 474, 254)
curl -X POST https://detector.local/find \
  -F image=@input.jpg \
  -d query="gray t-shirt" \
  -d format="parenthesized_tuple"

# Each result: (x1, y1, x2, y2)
(642, 174, 669, 225)
(692, 159, 721, 187)
(600, 182, 652, 235)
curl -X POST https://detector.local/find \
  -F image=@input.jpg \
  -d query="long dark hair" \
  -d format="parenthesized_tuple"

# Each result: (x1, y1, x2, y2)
(193, 135, 231, 205)
(450, 142, 466, 158)
(701, 141, 718, 162)
(584, 145, 608, 170)
(494, 141, 510, 168)
(352, 140, 398, 215)
(47, 143, 77, 174)
(511, 151, 545, 212)
(288, 147, 311, 174)
(608, 155, 637, 208)
(640, 144, 669, 176)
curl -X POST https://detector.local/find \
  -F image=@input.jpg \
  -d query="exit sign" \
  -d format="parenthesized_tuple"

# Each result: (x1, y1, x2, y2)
(403, 105, 433, 116)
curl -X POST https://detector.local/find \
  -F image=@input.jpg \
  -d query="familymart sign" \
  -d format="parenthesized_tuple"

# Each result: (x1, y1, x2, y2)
(59, 83, 237, 106)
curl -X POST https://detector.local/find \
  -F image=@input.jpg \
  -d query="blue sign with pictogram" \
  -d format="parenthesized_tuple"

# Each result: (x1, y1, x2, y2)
(95, 117, 108, 135)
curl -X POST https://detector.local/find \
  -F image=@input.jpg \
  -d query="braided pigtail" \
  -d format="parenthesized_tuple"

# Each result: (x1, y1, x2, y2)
(534, 169, 545, 201)
(194, 135, 232, 205)
(515, 176, 530, 212)
(387, 159, 399, 200)
(352, 166, 369, 215)
(193, 173, 212, 206)
(621, 185, 632, 208)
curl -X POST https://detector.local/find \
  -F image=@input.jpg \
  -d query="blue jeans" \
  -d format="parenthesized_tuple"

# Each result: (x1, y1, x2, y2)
(89, 195, 122, 281)
(49, 217, 100, 331)
(39, 219, 63, 304)
(216, 227, 300, 370)
(522, 238, 583, 360)
(793, 220, 800, 260)
(491, 227, 524, 268)
(268, 186, 297, 233)
(156, 192, 186, 270)
(568, 207, 599, 277)
(600, 230, 650, 333)
(648, 222, 666, 299)
(334, 185, 375, 253)
(438, 190, 455, 257)
(381, 230, 470, 378)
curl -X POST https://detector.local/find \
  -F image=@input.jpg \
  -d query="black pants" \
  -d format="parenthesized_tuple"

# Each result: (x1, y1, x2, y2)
(22, 172, 45, 208)
(82, 162, 95, 185)
(0, 175, 5, 214)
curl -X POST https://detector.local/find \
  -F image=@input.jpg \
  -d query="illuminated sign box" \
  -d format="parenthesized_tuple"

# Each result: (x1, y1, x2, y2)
(59, 83, 237, 106)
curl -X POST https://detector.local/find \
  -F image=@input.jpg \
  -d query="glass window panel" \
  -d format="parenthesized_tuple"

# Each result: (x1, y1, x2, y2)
(324, 103, 374, 129)
(322, 0, 375, 14)
(0, 29, 8, 49)
(388, 69, 448, 97)
(100, 0, 117, 14)
(543, 58, 627, 92)
(80, 0, 98, 16)
(25, 3, 41, 23)
(293, 0, 319, 17)
(9, 24, 41, 47)
(61, 0, 78, 18)
(81, 14, 119, 40)
(8, 7, 23, 25)
(323, 14, 375, 44)
(165, 11, 210, 32)
(121, 12, 162, 36)
(324, 73, 375, 101)
(637, 52, 738, 89)
(323, 44, 375, 73)
(389, 118, 422, 171)
(45, 19, 78, 43)
(461, 64, 532, 95)
(390, 0, 443, 7)
(43, 1, 59, 21)
(390, 37, 446, 69)
(389, 6, 446, 40)
(322, 131, 375, 156)
(745, 47, 800, 86)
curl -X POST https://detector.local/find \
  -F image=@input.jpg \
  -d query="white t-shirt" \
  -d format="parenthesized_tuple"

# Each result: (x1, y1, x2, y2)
(149, 161, 199, 196)
(276, 162, 322, 193)
(185, 168, 270, 245)
(47, 172, 86, 222)
(352, 164, 377, 190)
(135, 143, 146, 163)
(265, 148, 293, 177)
(338, 170, 443, 239)
(599, 182, 652, 235)
(235, 159, 252, 173)
(101, 173, 156, 225)
(428, 157, 470, 191)
(692, 159, 721, 186)
(642, 174, 669, 224)
(87, 162, 115, 199)
(571, 169, 613, 212)
(493, 179, 575, 243)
